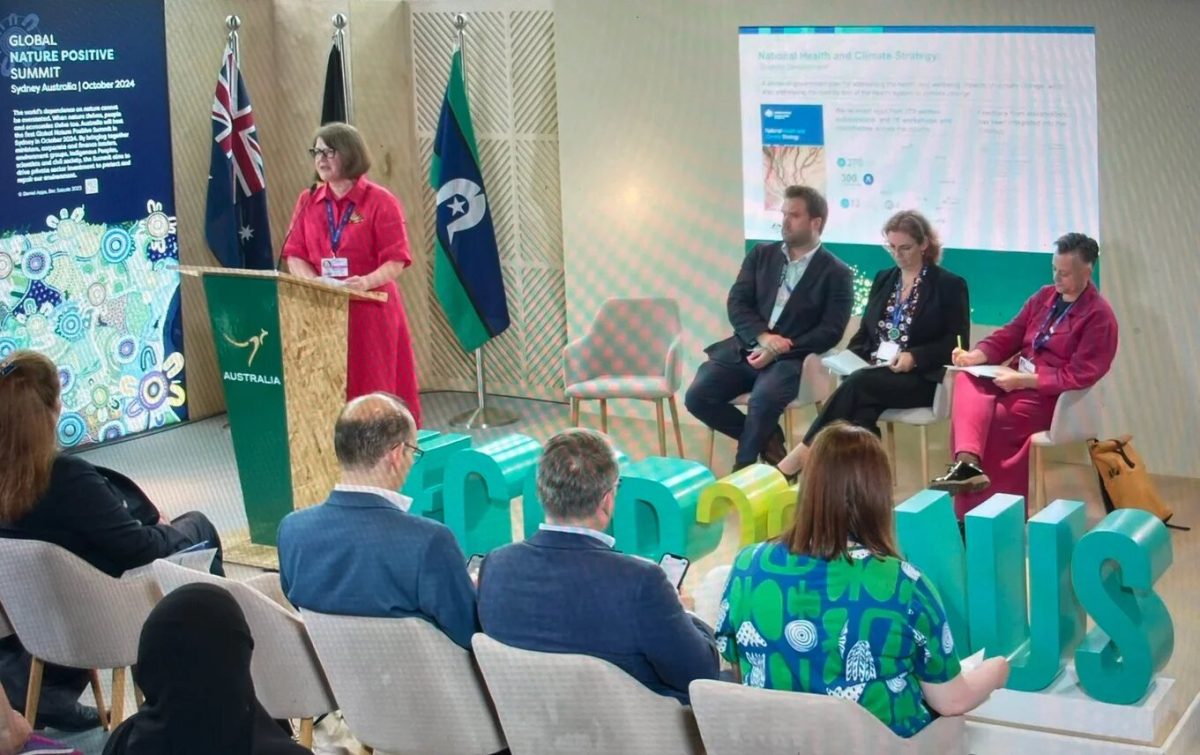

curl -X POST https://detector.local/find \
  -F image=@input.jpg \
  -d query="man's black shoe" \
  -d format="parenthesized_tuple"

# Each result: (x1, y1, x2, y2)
(35, 701, 101, 732)
(760, 428, 787, 467)
(775, 466, 799, 486)
(929, 460, 990, 494)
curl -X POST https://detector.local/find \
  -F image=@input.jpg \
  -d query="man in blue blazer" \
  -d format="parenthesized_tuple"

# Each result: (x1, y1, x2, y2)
(477, 429, 719, 704)
(686, 185, 853, 470)
(277, 393, 477, 649)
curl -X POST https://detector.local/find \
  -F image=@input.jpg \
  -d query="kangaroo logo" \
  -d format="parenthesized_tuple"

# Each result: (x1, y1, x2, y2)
(224, 328, 268, 367)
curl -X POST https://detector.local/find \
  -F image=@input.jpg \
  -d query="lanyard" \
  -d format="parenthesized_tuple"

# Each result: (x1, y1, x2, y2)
(325, 200, 355, 256)
(887, 267, 925, 336)
(1034, 296, 1074, 352)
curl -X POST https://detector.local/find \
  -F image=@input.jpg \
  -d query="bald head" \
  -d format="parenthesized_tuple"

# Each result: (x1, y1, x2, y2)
(334, 392, 415, 471)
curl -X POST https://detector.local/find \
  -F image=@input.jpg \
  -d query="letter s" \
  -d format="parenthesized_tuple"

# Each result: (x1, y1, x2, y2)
(1072, 509, 1173, 704)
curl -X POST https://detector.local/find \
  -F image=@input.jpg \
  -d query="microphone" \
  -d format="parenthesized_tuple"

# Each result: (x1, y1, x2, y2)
(276, 183, 318, 272)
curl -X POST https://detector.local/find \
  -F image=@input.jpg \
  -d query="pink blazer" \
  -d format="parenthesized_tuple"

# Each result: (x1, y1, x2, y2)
(977, 283, 1118, 396)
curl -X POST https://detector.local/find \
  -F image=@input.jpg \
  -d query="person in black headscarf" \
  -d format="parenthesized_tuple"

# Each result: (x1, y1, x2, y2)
(102, 583, 306, 755)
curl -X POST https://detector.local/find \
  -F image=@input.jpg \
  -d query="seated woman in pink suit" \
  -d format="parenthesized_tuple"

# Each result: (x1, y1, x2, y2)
(282, 122, 421, 426)
(929, 233, 1117, 519)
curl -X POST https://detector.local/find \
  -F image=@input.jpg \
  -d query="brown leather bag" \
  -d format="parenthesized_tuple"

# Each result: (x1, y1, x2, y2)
(1087, 436, 1173, 523)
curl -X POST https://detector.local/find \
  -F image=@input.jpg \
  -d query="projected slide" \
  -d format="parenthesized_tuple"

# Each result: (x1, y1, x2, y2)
(739, 26, 1097, 323)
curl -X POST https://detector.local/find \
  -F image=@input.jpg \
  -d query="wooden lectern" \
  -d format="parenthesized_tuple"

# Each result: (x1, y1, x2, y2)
(181, 266, 385, 547)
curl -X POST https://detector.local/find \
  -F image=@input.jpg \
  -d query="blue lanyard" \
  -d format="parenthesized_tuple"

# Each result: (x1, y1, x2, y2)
(1034, 297, 1074, 351)
(889, 268, 924, 331)
(325, 200, 355, 255)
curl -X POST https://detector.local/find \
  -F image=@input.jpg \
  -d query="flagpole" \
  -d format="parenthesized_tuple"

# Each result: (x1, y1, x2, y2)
(449, 12, 518, 430)
(332, 12, 354, 123)
(225, 15, 240, 92)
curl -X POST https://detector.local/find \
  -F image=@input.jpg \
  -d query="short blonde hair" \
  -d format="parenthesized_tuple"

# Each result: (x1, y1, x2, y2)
(314, 122, 371, 179)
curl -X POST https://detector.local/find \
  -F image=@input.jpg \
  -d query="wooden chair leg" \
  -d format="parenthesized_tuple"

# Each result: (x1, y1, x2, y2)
(1033, 446, 1046, 514)
(919, 425, 930, 483)
(299, 717, 314, 748)
(599, 399, 608, 433)
(783, 407, 795, 448)
(706, 428, 716, 471)
(90, 669, 111, 731)
(668, 396, 685, 457)
(655, 399, 667, 456)
(110, 667, 127, 728)
(570, 397, 580, 427)
(885, 422, 898, 487)
(24, 657, 43, 727)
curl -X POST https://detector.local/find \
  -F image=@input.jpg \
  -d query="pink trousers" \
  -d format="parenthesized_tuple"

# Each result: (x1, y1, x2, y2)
(949, 373, 1057, 518)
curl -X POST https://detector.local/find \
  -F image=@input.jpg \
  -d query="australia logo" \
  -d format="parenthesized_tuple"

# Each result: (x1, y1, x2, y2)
(224, 327, 268, 367)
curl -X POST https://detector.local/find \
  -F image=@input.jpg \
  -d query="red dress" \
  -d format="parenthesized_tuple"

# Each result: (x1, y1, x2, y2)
(950, 283, 1118, 517)
(281, 177, 421, 426)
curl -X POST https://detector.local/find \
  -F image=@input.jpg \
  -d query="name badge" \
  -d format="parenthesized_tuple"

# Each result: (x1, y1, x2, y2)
(321, 257, 349, 278)
(875, 341, 900, 364)
(1019, 356, 1036, 375)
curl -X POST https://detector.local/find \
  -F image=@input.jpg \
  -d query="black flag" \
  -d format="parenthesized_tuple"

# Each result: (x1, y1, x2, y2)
(320, 43, 347, 124)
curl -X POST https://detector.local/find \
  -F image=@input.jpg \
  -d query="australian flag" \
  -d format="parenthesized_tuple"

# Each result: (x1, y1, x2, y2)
(205, 44, 273, 269)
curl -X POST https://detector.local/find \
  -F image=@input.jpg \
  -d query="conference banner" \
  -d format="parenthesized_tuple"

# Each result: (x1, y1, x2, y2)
(0, 0, 184, 445)
(739, 26, 1098, 325)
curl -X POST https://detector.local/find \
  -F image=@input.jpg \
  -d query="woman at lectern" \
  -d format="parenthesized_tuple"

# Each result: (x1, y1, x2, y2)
(929, 233, 1117, 520)
(716, 423, 1010, 737)
(0, 349, 223, 732)
(774, 210, 969, 481)
(281, 122, 421, 426)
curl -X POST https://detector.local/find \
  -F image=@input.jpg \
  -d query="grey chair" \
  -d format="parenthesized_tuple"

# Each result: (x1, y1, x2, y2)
(1030, 384, 1105, 513)
(689, 678, 966, 755)
(302, 612, 505, 755)
(472, 633, 703, 755)
(564, 297, 685, 455)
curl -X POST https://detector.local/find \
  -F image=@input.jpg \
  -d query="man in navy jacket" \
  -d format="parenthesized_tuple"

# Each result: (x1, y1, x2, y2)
(477, 429, 719, 703)
(686, 185, 853, 470)
(277, 393, 477, 648)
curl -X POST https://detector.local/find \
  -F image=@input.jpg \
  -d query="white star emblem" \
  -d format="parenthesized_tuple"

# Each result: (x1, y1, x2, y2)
(238, 225, 254, 242)
(447, 196, 467, 216)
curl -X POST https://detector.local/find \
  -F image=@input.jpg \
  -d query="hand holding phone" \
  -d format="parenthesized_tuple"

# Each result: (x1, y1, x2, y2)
(658, 552, 690, 591)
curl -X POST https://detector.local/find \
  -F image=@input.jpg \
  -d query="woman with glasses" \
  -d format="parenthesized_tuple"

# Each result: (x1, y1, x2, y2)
(281, 122, 422, 426)
(775, 210, 969, 481)
(929, 233, 1117, 520)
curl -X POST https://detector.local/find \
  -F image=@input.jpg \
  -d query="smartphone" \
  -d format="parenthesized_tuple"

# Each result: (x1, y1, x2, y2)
(658, 552, 690, 590)
(467, 553, 485, 581)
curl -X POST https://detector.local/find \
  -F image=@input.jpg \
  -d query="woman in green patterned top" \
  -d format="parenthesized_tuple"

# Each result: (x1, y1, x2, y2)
(715, 423, 1009, 737)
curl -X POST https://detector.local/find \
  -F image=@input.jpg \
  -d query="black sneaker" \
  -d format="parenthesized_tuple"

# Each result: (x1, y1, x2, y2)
(929, 460, 990, 494)
(35, 701, 102, 732)
(775, 465, 799, 486)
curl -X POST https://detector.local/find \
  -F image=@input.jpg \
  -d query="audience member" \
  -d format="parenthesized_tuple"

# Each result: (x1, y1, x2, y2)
(277, 393, 477, 648)
(102, 583, 306, 755)
(717, 423, 1009, 737)
(0, 350, 222, 732)
(478, 428, 719, 703)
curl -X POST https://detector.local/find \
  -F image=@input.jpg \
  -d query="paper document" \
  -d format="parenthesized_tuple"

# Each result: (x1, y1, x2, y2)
(822, 350, 881, 377)
(946, 364, 1006, 380)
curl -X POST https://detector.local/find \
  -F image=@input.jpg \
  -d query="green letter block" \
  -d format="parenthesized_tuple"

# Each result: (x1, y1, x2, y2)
(443, 434, 542, 556)
(966, 494, 1027, 659)
(520, 449, 630, 540)
(696, 464, 790, 546)
(1007, 499, 1087, 691)
(613, 457, 722, 562)
(405, 432, 473, 523)
(1073, 509, 1174, 704)
(895, 489, 968, 656)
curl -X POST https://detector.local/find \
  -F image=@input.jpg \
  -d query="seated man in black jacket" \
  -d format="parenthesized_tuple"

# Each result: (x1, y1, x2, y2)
(686, 185, 853, 470)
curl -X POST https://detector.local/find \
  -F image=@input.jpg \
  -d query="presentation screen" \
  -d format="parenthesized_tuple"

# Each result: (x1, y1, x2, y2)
(738, 26, 1097, 324)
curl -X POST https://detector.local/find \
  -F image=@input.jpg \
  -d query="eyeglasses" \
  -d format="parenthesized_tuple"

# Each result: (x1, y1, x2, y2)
(392, 441, 424, 459)
(308, 147, 338, 159)
(882, 242, 918, 255)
